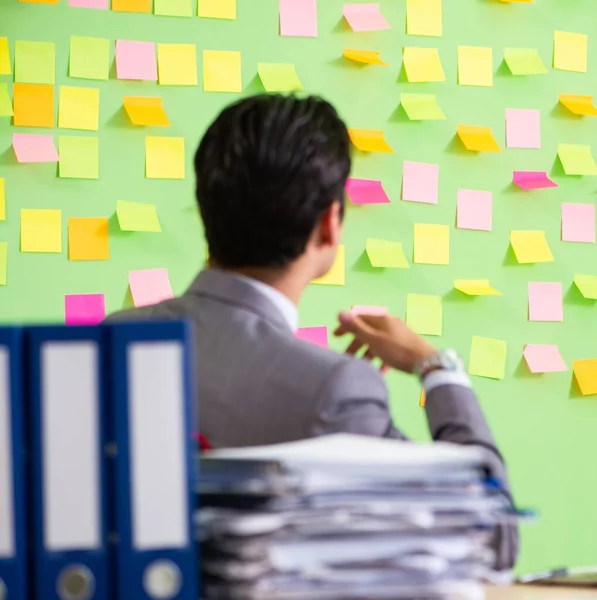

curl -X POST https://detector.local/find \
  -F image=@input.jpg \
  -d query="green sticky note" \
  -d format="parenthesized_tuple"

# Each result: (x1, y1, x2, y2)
(15, 41, 55, 84)
(558, 144, 597, 176)
(0, 84, 12, 117)
(574, 274, 597, 300)
(257, 63, 303, 92)
(58, 136, 99, 179)
(0, 178, 5, 221)
(504, 48, 547, 75)
(0, 242, 6, 286)
(155, 0, 192, 16)
(70, 36, 110, 81)
(401, 93, 445, 120)
(406, 294, 442, 336)
(117, 200, 162, 232)
(366, 238, 410, 268)
(468, 335, 507, 380)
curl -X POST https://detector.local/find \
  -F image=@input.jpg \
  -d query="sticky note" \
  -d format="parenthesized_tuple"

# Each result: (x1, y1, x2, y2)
(505, 108, 541, 149)
(348, 129, 393, 153)
(562, 203, 595, 243)
(558, 144, 597, 175)
(513, 171, 558, 191)
(414, 223, 449, 265)
(59, 136, 99, 180)
(157, 44, 198, 85)
(155, 0, 192, 16)
(573, 359, 597, 395)
(510, 230, 554, 263)
(343, 49, 388, 66)
(0, 38, 11, 75)
(457, 46, 492, 87)
(112, 0, 151, 12)
(0, 243, 6, 285)
(146, 137, 185, 179)
(123, 97, 170, 126)
(406, 294, 442, 336)
(312, 245, 345, 286)
(528, 282, 563, 322)
(13, 83, 54, 128)
(203, 50, 242, 92)
(457, 125, 500, 152)
(402, 161, 439, 204)
(351, 305, 388, 316)
(345, 179, 390, 205)
(420, 389, 426, 407)
(574, 275, 597, 300)
(117, 200, 161, 232)
(554, 31, 588, 73)
(559, 94, 597, 116)
(456, 189, 492, 231)
(18, 0, 58, 3)
(468, 336, 507, 380)
(401, 93, 445, 120)
(68, 0, 109, 8)
(68, 217, 109, 260)
(258, 63, 302, 92)
(0, 84, 13, 117)
(115, 40, 157, 81)
(129, 268, 174, 307)
(343, 3, 390, 31)
(406, 0, 441, 37)
(504, 47, 547, 75)
(59, 86, 100, 131)
(403, 47, 445, 82)
(454, 280, 501, 296)
(21, 209, 62, 253)
(13, 134, 58, 163)
(366, 239, 409, 268)
(70, 36, 110, 80)
(295, 326, 328, 348)
(15, 41, 55, 84)
(0, 178, 5, 221)
(65, 294, 106, 325)
(524, 345, 567, 374)
(279, 0, 318, 37)
(198, 0, 236, 18)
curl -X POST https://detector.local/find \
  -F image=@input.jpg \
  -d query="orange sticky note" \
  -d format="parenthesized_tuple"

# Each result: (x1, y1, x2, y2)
(123, 97, 170, 126)
(13, 83, 54, 128)
(68, 217, 110, 260)
(348, 129, 393, 153)
(342, 49, 388, 66)
(559, 94, 597, 116)
(573, 359, 597, 395)
(457, 125, 501, 152)
(419, 389, 426, 407)
(112, 0, 151, 11)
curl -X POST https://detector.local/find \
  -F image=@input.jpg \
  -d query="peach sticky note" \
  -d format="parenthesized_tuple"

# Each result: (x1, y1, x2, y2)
(506, 108, 541, 149)
(457, 46, 493, 87)
(295, 326, 328, 348)
(312, 245, 345, 286)
(513, 171, 558, 191)
(562, 203, 595, 243)
(573, 359, 597, 395)
(510, 230, 554, 263)
(13, 133, 59, 163)
(414, 223, 449, 265)
(343, 49, 388, 66)
(457, 125, 501, 152)
(554, 31, 588, 73)
(59, 86, 100, 131)
(21, 209, 62, 253)
(279, 0, 318, 37)
(352, 305, 388, 316)
(406, 0, 442, 37)
(112, 0, 151, 12)
(402, 161, 439, 204)
(145, 136, 185, 179)
(115, 40, 157, 81)
(403, 47, 445, 82)
(65, 293, 106, 325)
(454, 279, 501, 296)
(456, 189, 492, 231)
(528, 282, 563, 322)
(345, 179, 390, 204)
(124, 97, 170, 126)
(13, 83, 54, 128)
(343, 3, 390, 31)
(68, 217, 109, 260)
(69, 0, 109, 7)
(129, 268, 174, 307)
(559, 94, 597, 116)
(523, 344, 567, 374)
(348, 129, 393, 153)
(157, 43, 198, 85)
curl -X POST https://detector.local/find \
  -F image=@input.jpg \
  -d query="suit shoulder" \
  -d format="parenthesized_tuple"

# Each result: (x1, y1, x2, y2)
(104, 296, 191, 323)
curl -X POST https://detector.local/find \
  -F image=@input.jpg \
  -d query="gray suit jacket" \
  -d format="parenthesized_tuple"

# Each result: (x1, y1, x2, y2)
(107, 268, 518, 570)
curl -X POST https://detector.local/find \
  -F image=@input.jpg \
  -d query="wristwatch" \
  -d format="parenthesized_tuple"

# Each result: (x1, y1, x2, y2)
(413, 349, 464, 380)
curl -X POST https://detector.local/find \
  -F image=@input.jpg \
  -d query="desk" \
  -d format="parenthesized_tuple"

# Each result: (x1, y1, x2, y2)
(486, 586, 597, 599)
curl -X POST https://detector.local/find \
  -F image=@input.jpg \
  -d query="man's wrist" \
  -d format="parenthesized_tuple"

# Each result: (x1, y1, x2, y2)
(414, 349, 465, 379)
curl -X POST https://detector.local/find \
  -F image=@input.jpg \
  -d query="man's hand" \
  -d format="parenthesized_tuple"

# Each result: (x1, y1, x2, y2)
(333, 312, 436, 374)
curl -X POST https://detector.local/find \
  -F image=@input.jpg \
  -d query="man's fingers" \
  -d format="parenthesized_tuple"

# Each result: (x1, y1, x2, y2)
(363, 348, 376, 362)
(380, 364, 391, 376)
(344, 339, 364, 356)
(337, 312, 376, 341)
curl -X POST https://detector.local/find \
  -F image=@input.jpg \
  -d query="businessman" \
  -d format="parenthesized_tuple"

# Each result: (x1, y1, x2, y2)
(108, 94, 518, 570)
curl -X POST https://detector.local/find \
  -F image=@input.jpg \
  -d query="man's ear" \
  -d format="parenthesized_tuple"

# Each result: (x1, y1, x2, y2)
(317, 201, 343, 246)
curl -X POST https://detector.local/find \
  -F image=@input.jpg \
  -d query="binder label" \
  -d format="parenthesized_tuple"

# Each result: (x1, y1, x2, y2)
(0, 348, 15, 558)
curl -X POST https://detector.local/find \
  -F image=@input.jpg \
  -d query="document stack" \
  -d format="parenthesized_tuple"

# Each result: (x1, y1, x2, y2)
(197, 435, 516, 600)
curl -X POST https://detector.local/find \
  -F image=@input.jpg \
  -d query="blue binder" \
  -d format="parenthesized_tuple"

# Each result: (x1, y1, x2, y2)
(0, 327, 27, 600)
(27, 326, 109, 600)
(106, 321, 197, 600)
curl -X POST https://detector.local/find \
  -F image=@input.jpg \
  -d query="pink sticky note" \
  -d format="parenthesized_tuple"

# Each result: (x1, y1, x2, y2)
(68, 0, 108, 7)
(528, 282, 563, 322)
(279, 0, 318, 37)
(523, 344, 567, 374)
(65, 294, 106, 326)
(402, 161, 439, 204)
(513, 171, 558, 191)
(128, 268, 174, 307)
(295, 326, 328, 348)
(343, 3, 390, 32)
(505, 108, 541, 149)
(13, 134, 59, 163)
(115, 40, 157, 81)
(346, 179, 390, 205)
(351, 305, 388, 316)
(562, 203, 595, 243)
(456, 189, 492, 231)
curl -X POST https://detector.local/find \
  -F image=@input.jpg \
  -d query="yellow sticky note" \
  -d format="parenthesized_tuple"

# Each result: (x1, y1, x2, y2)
(401, 93, 445, 120)
(0, 38, 10, 75)
(146, 136, 185, 179)
(343, 49, 388, 66)
(0, 84, 12, 117)
(558, 144, 597, 175)
(257, 63, 302, 92)
(469, 336, 507, 380)
(59, 86, 100, 131)
(559, 94, 597, 116)
(510, 230, 554, 263)
(21, 209, 62, 253)
(574, 274, 597, 300)
(203, 50, 242, 92)
(59, 136, 99, 180)
(112, 0, 151, 12)
(458, 46, 493, 87)
(454, 279, 501, 296)
(198, 0, 236, 19)
(124, 97, 170, 126)
(366, 238, 409, 268)
(406, 0, 442, 37)
(348, 129, 393, 153)
(403, 47, 445, 82)
(68, 217, 109, 261)
(457, 125, 501, 152)
(312, 245, 345, 286)
(0, 178, 5, 221)
(157, 44, 198, 86)
(117, 200, 161, 232)
(13, 83, 54, 128)
(554, 31, 588, 73)
(406, 294, 442, 336)
(0, 242, 6, 286)
(414, 223, 449, 265)
(573, 359, 597, 395)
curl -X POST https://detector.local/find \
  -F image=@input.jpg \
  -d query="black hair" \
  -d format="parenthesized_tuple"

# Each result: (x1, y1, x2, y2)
(194, 94, 351, 268)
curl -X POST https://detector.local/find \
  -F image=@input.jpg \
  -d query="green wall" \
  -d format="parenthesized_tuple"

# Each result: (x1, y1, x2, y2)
(2, 0, 597, 573)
